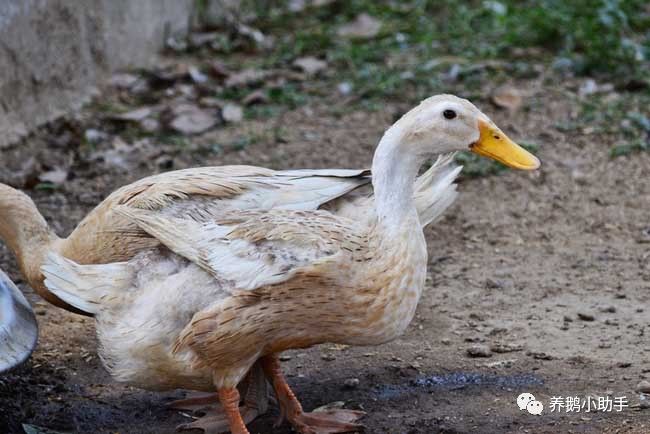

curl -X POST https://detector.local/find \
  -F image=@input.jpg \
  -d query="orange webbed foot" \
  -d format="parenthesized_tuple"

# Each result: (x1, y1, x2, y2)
(289, 409, 365, 434)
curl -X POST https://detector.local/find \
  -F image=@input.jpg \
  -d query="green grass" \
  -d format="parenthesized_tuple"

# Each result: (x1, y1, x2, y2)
(248, 0, 649, 95)
(198, 0, 650, 162)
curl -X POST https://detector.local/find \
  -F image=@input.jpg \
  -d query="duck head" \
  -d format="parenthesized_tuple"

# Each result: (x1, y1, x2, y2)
(391, 94, 540, 170)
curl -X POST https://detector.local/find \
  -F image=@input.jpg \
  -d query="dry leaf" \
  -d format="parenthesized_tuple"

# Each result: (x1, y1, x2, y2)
(169, 105, 217, 135)
(293, 56, 328, 75)
(337, 13, 382, 39)
(222, 103, 244, 123)
(109, 107, 152, 122)
(491, 85, 522, 111)
(188, 31, 220, 48)
(109, 73, 140, 89)
(225, 69, 271, 88)
(242, 89, 269, 106)
(289, 0, 335, 12)
(210, 60, 231, 79)
(199, 97, 227, 108)
(38, 168, 68, 185)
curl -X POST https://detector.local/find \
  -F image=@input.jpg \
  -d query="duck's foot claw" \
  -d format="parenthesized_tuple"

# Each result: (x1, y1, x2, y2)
(168, 393, 219, 412)
(177, 405, 259, 434)
(289, 409, 365, 434)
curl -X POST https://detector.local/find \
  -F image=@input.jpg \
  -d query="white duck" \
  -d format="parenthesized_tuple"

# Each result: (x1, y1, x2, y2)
(40, 94, 539, 434)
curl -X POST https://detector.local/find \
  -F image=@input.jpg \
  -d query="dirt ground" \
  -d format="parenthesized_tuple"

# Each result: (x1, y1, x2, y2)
(1, 71, 649, 434)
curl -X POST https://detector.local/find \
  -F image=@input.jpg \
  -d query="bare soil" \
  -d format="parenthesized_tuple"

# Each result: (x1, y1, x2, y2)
(1, 75, 649, 434)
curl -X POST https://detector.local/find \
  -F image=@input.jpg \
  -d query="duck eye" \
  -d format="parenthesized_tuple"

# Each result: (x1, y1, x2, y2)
(443, 109, 457, 120)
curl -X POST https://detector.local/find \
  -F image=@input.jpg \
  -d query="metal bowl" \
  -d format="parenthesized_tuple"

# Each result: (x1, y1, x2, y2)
(0, 269, 38, 373)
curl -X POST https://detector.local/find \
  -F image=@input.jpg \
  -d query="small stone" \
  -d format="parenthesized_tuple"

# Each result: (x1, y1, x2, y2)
(635, 380, 650, 393)
(526, 351, 554, 360)
(600, 306, 616, 313)
(466, 345, 492, 358)
(337, 82, 353, 95)
(321, 353, 336, 361)
(617, 362, 632, 368)
(563, 315, 573, 322)
(490, 343, 523, 354)
(485, 278, 504, 289)
(279, 354, 292, 361)
(577, 312, 595, 322)
(140, 118, 160, 133)
(84, 129, 107, 143)
(343, 378, 359, 389)
(639, 394, 650, 409)
(222, 103, 244, 123)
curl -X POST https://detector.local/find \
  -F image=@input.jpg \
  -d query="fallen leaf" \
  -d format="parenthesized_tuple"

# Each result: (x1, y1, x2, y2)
(293, 56, 328, 75)
(188, 66, 208, 84)
(209, 60, 231, 79)
(491, 85, 522, 111)
(109, 73, 140, 89)
(109, 107, 152, 122)
(199, 97, 227, 108)
(235, 23, 272, 49)
(337, 13, 382, 39)
(288, 0, 335, 12)
(38, 168, 68, 185)
(188, 31, 220, 48)
(145, 64, 189, 88)
(242, 89, 269, 106)
(139, 118, 160, 133)
(222, 103, 244, 123)
(225, 69, 271, 88)
(169, 105, 218, 135)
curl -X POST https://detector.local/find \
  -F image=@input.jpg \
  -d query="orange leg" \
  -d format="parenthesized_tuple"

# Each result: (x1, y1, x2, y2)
(174, 363, 269, 433)
(261, 354, 365, 434)
(218, 387, 250, 434)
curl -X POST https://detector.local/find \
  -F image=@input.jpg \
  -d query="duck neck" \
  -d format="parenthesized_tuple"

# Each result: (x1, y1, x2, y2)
(0, 184, 60, 286)
(371, 126, 423, 230)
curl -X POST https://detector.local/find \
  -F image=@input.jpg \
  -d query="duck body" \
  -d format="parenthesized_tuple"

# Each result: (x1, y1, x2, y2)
(56, 205, 426, 393)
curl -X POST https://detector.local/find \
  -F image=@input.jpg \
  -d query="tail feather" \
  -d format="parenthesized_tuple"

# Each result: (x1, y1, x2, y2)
(414, 153, 462, 227)
(41, 253, 132, 315)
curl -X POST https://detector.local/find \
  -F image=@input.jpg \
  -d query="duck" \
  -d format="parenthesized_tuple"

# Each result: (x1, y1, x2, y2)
(0, 268, 38, 373)
(0, 126, 460, 431)
(8, 94, 538, 434)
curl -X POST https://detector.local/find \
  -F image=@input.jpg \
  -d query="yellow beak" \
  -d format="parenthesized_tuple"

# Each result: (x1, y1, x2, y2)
(470, 120, 540, 170)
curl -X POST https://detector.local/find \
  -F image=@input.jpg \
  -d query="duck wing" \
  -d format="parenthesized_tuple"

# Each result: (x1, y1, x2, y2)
(63, 166, 370, 265)
(115, 206, 358, 292)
